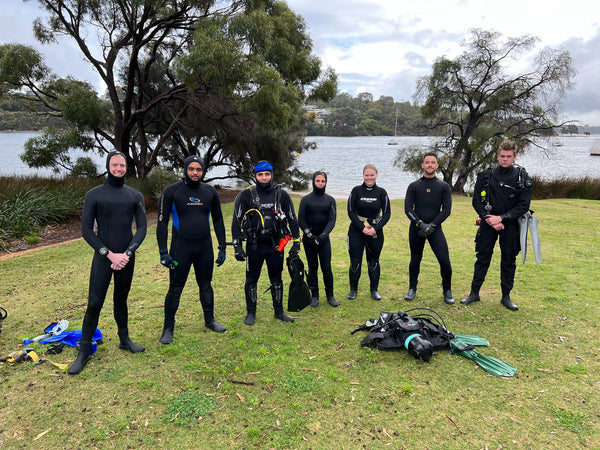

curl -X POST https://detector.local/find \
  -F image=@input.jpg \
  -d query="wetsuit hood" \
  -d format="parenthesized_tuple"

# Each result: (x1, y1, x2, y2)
(183, 155, 204, 189)
(312, 171, 327, 195)
(253, 160, 273, 190)
(106, 151, 126, 187)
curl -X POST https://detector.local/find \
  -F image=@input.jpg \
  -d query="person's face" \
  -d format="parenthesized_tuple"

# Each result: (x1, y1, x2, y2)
(314, 174, 326, 189)
(186, 162, 203, 181)
(256, 170, 272, 184)
(497, 149, 516, 168)
(363, 168, 377, 187)
(421, 156, 438, 177)
(109, 155, 127, 177)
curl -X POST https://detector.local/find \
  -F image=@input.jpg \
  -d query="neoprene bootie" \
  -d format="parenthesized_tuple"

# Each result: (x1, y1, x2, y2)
(68, 342, 92, 375)
(272, 282, 294, 322)
(118, 329, 145, 353)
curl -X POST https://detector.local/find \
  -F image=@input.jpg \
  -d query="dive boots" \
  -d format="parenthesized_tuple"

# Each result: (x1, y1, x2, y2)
(118, 329, 145, 353)
(272, 282, 294, 323)
(160, 328, 174, 344)
(501, 294, 518, 311)
(404, 288, 417, 301)
(460, 292, 481, 305)
(68, 342, 92, 375)
(443, 290, 455, 305)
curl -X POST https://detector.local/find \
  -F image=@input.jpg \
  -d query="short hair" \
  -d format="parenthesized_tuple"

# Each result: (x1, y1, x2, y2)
(498, 139, 517, 154)
(363, 163, 378, 174)
(423, 152, 438, 161)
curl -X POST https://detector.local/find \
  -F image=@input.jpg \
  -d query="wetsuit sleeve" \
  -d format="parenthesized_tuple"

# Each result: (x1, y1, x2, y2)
(431, 181, 452, 226)
(320, 196, 337, 238)
(372, 188, 391, 232)
(472, 172, 487, 219)
(156, 184, 174, 251)
(347, 187, 365, 231)
(298, 196, 309, 231)
(404, 182, 420, 225)
(81, 189, 105, 251)
(281, 191, 300, 240)
(128, 191, 147, 253)
(210, 188, 227, 247)
(231, 190, 247, 241)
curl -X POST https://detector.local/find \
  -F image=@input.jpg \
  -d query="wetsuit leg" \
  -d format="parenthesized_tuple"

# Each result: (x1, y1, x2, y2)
(347, 227, 364, 290)
(303, 237, 320, 296)
(408, 226, 426, 290)
(162, 250, 192, 331)
(244, 242, 267, 322)
(112, 255, 135, 331)
(318, 237, 334, 297)
(471, 223, 498, 294)
(499, 221, 520, 296)
(80, 254, 113, 345)
(428, 228, 452, 291)
(365, 231, 384, 292)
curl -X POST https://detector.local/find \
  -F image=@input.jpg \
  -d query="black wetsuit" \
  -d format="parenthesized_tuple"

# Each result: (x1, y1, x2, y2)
(470, 165, 532, 295)
(157, 179, 226, 331)
(298, 183, 337, 299)
(232, 183, 300, 317)
(404, 176, 452, 291)
(347, 183, 391, 292)
(80, 177, 147, 348)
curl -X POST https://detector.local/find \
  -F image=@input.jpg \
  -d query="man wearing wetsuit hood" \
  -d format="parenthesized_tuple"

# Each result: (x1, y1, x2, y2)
(69, 151, 147, 375)
(157, 155, 227, 344)
(231, 160, 301, 325)
(298, 171, 338, 307)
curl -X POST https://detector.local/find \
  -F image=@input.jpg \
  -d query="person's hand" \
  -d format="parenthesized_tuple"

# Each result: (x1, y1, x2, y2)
(108, 251, 129, 270)
(233, 241, 246, 262)
(418, 222, 436, 237)
(362, 226, 376, 236)
(159, 249, 177, 269)
(216, 245, 226, 267)
(485, 214, 502, 226)
(303, 228, 316, 242)
(289, 240, 301, 256)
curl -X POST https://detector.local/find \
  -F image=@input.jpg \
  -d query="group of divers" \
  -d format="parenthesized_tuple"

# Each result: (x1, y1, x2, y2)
(67, 138, 534, 375)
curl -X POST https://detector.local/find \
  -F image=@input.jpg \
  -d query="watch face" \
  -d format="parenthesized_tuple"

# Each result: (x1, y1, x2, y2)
(99, 247, 108, 256)
(126, 250, 133, 257)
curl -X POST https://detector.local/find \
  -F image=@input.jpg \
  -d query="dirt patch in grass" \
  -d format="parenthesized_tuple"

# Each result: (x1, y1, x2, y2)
(0, 188, 240, 260)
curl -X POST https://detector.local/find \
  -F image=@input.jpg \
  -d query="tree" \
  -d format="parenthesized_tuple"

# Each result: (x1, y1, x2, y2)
(561, 124, 578, 135)
(397, 29, 576, 193)
(1, 0, 335, 183)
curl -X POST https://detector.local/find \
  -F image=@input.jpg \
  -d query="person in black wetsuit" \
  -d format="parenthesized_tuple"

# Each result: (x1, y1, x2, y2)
(347, 164, 391, 301)
(461, 139, 532, 311)
(298, 171, 338, 307)
(403, 152, 454, 304)
(69, 151, 147, 375)
(156, 155, 227, 344)
(231, 161, 301, 325)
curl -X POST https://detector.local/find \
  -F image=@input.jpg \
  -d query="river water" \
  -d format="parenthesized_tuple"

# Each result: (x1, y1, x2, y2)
(2, 132, 599, 199)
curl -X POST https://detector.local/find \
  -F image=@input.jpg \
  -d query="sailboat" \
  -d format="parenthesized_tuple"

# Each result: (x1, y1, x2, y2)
(388, 107, 399, 145)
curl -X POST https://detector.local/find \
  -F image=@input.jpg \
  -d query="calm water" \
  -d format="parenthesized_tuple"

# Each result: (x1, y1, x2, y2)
(2, 132, 600, 199)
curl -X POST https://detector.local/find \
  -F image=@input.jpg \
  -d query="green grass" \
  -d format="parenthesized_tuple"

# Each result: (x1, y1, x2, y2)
(1, 196, 600, 448)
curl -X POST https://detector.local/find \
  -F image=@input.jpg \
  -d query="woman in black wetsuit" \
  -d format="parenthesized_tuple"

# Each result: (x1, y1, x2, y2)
(69, 151, 147, 375)
(298, 171, 338, 307)
(347, 164, 391, 301)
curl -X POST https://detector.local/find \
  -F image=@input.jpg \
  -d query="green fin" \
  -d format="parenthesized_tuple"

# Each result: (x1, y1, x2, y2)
(450, 339, 517, 377)
(453, 334, 489, 346)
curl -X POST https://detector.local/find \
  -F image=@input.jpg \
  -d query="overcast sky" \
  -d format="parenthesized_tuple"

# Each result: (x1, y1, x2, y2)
(2, 0, 599, 125)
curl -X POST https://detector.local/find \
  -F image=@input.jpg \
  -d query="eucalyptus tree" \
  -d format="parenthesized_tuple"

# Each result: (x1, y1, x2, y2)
(0, 0, 336, 181)
(397, 29, 576, 193)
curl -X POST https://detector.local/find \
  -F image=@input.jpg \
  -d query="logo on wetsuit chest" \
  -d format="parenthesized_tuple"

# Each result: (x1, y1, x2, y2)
(187, 197, 204, 206)
(360, 197, 377, 203)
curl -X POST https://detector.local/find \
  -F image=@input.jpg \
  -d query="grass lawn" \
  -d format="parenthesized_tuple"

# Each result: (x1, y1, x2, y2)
(1, 196, 599, 448)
